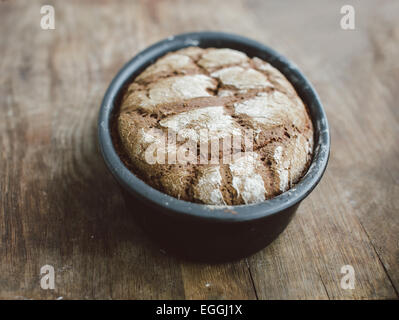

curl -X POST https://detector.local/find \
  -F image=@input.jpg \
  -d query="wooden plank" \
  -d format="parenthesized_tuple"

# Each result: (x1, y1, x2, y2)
(180, 262, 257, 300)
(0, 0, 398, 300)
(0, 0, 257, 300)
(244, 0, 399, 299)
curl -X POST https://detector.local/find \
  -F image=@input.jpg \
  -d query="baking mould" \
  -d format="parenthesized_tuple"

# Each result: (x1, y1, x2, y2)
(98, 32, 330, 261)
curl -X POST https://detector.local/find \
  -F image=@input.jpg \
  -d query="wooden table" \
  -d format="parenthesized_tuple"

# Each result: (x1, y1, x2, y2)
(1, 0, 398, 300)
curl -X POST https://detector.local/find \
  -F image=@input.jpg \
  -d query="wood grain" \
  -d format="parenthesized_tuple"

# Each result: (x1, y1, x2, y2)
(0, 0, 398, 299)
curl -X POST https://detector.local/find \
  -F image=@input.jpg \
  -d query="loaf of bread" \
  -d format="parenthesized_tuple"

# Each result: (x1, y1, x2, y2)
(116, 47, 313, 205)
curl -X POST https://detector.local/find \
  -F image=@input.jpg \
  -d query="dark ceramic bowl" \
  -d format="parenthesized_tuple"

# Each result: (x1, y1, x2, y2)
(98, 32, 330, 262)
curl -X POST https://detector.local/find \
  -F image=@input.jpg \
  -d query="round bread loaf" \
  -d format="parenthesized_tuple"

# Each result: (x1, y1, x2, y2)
(116, 47, 314, 205)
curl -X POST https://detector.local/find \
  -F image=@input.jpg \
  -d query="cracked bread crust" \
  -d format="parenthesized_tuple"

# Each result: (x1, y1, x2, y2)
(116, 47, 314, 205)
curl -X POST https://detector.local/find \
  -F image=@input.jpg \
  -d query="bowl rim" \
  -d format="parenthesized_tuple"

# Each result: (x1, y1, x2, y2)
(98, 31, 330, 223)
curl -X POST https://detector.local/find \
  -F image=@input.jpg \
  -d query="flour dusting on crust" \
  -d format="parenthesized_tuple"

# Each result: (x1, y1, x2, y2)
(117, 47, 314, 205)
